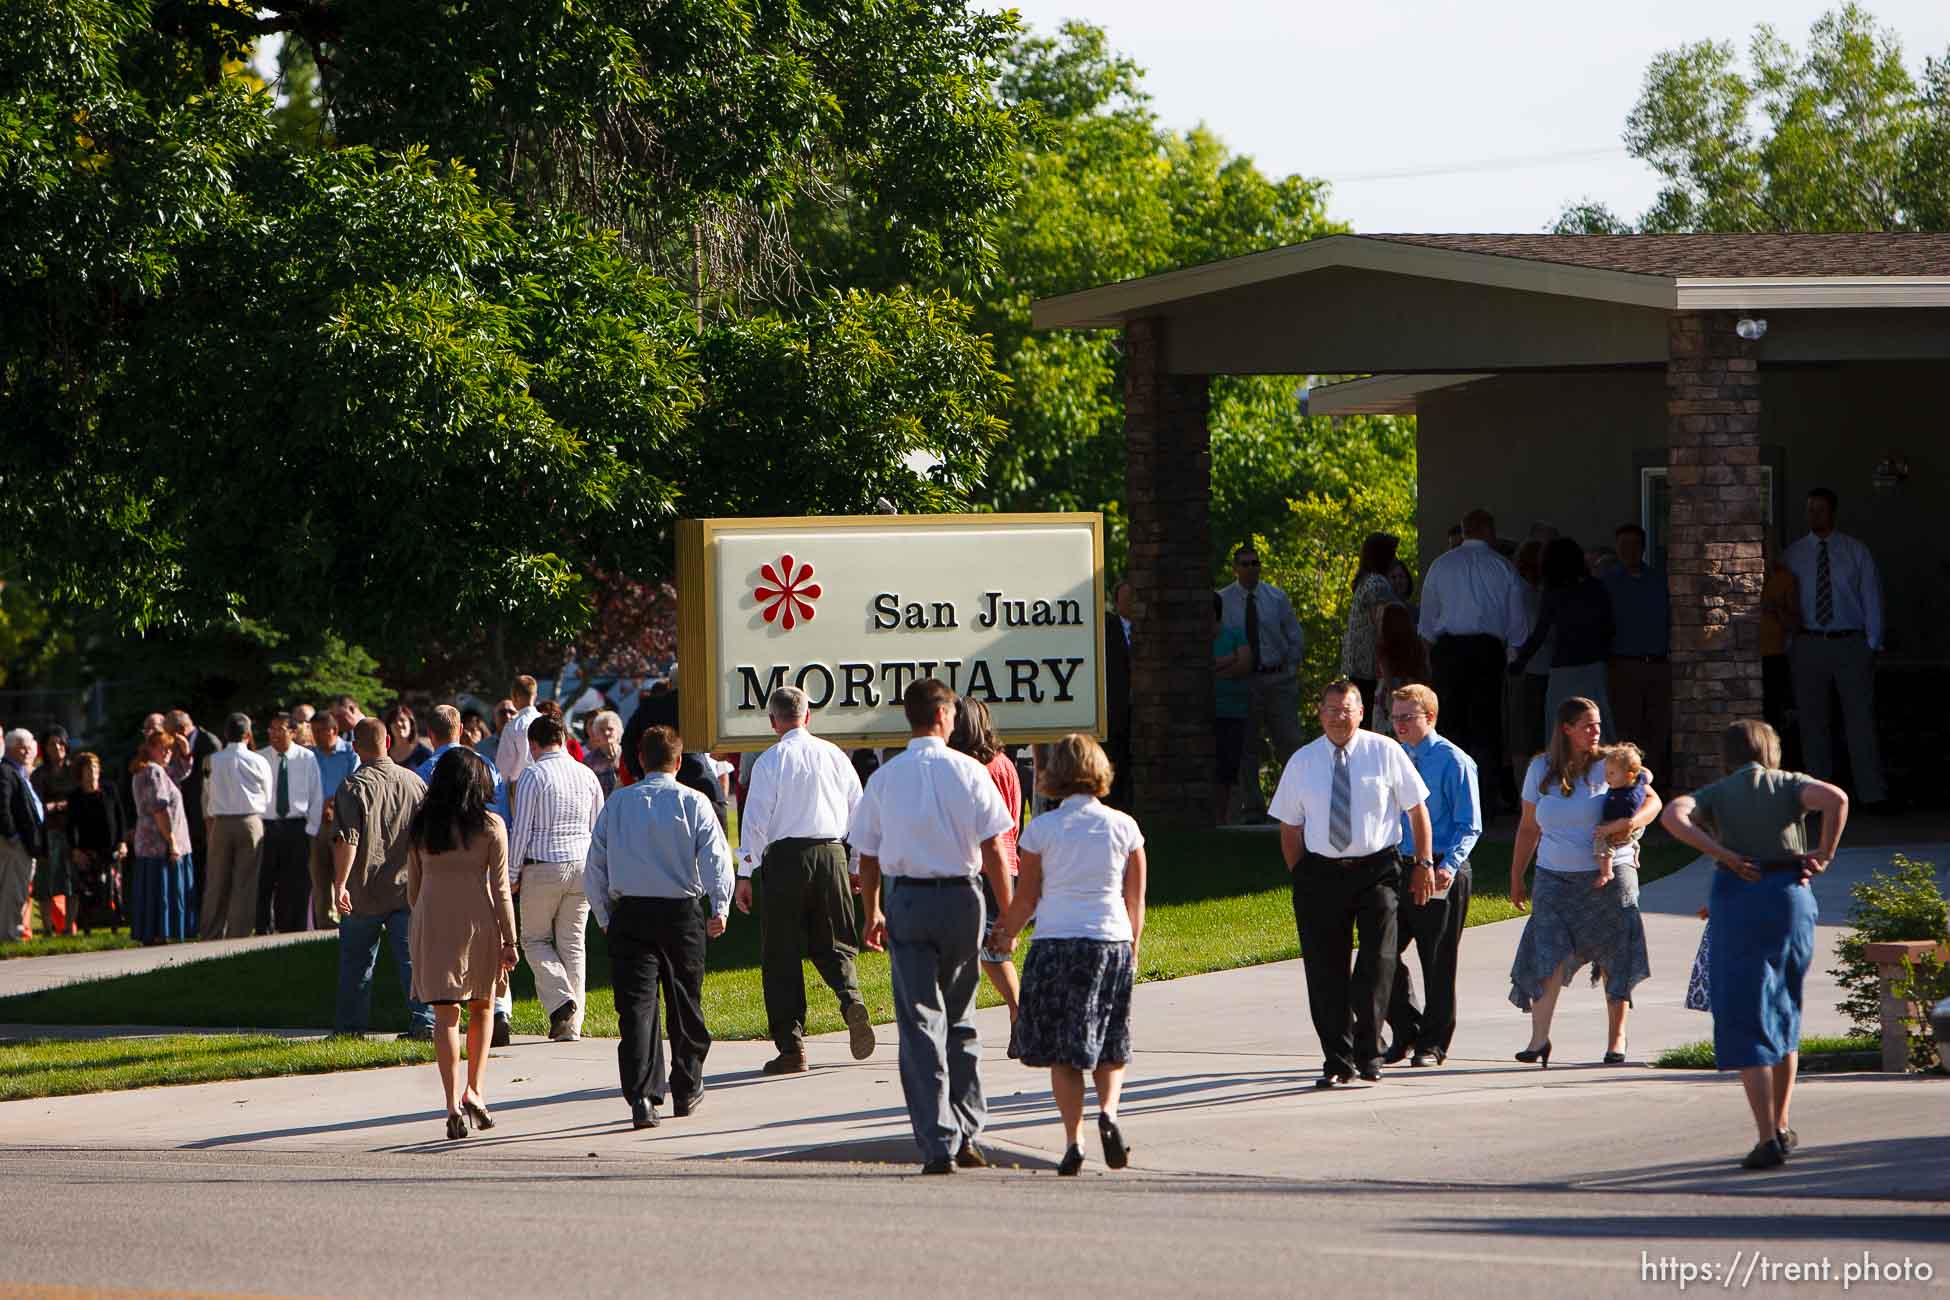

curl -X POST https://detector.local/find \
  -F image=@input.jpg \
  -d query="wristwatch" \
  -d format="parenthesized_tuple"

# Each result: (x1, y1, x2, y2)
(1414, 857, 1435, 868)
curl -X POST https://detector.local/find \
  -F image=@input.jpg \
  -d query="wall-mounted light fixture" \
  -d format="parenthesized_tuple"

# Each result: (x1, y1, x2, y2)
(1735, 317, 1768, 341)
(1871, 452, 1910, 490)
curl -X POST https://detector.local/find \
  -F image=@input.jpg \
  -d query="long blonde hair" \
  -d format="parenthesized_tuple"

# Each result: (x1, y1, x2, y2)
(1539, 696, 1601, 797)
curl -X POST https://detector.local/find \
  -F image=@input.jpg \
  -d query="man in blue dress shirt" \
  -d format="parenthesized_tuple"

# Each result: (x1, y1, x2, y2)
(1381, 684, 1481, 1068)
(585, 723, 732, 1131)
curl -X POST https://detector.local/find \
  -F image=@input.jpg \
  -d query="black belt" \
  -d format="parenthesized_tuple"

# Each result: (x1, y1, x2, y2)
(1810, 629, 1863, 639)
(770, 836, 843, 848)
(1610, 654, 1667, 663)
(1435, 633, 1500, 644)
(893, 875, 977, 888)
(1305, 847, 1396, 868)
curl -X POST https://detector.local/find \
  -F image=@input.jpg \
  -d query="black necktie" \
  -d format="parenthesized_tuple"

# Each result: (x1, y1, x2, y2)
(1815, 538, 1833, 627)
(276, 754, 289, 818)
(1245, 589, 1262, 671)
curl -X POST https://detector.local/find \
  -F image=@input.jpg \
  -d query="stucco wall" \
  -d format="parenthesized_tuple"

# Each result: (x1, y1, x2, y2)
(1414, 362, 1950, 660)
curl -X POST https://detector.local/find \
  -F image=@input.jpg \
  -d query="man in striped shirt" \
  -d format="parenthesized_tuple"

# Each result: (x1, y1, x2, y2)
(508, 715, 606, 1041)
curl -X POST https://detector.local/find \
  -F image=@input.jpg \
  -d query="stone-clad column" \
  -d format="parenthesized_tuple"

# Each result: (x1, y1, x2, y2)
(1665, 312, 1764, 794)
(1123, 316, 1214, 826)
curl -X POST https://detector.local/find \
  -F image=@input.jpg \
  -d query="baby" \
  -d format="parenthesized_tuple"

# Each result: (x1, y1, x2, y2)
(1592, 743, 1652, 890)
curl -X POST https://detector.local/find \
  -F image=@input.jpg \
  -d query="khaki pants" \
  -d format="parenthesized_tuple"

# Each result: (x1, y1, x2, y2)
(201, 814, 263, 940)
(519, 861, 589, 1029)
(0, 839, 31, 941)
(307, 830, 340, 929)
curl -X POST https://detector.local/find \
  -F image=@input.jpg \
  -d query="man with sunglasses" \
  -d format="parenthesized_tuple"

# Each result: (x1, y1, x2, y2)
(1217, 544, 1305, 823)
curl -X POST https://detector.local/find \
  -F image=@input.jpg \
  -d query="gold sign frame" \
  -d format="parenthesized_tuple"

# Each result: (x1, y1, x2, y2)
(677, 512, 1107, 753)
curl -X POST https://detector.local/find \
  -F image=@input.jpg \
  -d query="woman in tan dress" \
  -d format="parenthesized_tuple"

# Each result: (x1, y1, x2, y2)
(408, 748, 518, 1139)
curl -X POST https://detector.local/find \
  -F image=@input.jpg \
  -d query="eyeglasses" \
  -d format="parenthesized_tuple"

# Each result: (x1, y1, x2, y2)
(1390, 712, 1427, 724)
(1320, 706, 1359, 719)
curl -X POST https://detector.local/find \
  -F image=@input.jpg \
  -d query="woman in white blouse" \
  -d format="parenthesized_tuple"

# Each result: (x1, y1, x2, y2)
(991, 734, 1148, 1177)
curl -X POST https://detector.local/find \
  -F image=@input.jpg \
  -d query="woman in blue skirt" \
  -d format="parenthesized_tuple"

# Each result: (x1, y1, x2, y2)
(1661, 720, 1847, 1170)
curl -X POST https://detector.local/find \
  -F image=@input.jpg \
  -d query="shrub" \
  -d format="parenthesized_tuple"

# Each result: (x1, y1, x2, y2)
(1830, 854, 1948, 1068)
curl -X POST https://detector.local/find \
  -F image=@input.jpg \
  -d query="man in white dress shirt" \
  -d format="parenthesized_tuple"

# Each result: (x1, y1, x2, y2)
(851, 678, 1016, 1174)
(201, 713, 273, 940)
(1417, 508, 1527, 812)
(734, 686, 873, 1073)
(509, 714, 606, 1040)
(1218, 543, 1307, 822)
(254, 714, 321, 934)
(494, 674, 542, 788)
(1270, 679, 1433, 1087)
(1781, 487, 1890, 810)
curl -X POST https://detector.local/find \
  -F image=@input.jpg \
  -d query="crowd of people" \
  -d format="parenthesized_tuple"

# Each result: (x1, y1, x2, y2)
(0, 489, 1880, 1172)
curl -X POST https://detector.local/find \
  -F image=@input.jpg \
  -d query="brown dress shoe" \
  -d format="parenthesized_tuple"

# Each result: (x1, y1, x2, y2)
(762, 1052, 809, 1075)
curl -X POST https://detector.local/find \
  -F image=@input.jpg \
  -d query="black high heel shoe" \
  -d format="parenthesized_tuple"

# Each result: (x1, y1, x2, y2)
(445, 1111, 468, 1140)
(1514, 1040, 1552, 1069)
(1057, 1144, 1085, 1177)
(1098, 1114, 1130, 1170)
(462, 1097, 495, 1130)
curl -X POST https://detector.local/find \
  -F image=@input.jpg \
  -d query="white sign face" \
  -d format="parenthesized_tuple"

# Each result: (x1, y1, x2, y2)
(682, 515, 1104, 748)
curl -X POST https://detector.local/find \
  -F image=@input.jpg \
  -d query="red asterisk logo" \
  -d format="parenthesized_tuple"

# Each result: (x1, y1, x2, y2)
(754, 554, 821, 630)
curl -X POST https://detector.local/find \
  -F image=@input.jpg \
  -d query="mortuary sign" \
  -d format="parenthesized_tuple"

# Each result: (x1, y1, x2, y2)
(676, 513, 1105, 750)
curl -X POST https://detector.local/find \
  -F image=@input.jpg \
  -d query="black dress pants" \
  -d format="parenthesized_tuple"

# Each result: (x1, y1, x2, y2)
(759, 838, 862, 1055)
(1431, 634, 1506, 807)
(609, 894, 711, 1105)
(1385, 865, 1473, 1055)
(254, 818, 311, 934)
(1293, 849, 1399, 1076)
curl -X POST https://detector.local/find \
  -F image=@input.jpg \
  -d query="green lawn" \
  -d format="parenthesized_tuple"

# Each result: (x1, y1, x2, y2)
(1654, 1035, 1879, 1070)
(0, 899, 139, 960)
(0, 1034, 432, 1102)
(0, 829, 1698, 1041)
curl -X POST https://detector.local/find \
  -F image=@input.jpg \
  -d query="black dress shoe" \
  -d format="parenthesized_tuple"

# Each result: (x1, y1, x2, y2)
(921, 1156, 956, 1175)
(490, 1013, 512, 1048)
(1356, 1064, 1383, 1082)
(631, 1098, 660, 1130)
(1410, 1049, 1435, 1067)
(1741, 1136, 1786, 1169)
(1382, 1039, 1413, 1066)
(673, 1089, 703, 1118)
(955, 1142, 990, 1169)
(1314, 1069, 1353, 1090)
(1057, 1145, 1085, 1176)
(1602, 1050, 1627, 1065)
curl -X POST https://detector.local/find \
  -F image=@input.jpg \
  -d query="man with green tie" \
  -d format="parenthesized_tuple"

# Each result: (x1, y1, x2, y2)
(256, 714, 322, 934)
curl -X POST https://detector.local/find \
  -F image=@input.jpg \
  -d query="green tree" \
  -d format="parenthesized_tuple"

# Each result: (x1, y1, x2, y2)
(1556, 4, 1950, 233)
(1, 0, 1021, 664)
(804, 21, 1401, 573)
(1257, 442, 1419, 730)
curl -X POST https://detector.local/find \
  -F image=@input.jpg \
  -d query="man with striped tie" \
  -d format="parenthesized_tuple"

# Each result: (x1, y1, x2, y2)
(1782, 487, 1890, 812)
(1269, 678, 1433, 1089)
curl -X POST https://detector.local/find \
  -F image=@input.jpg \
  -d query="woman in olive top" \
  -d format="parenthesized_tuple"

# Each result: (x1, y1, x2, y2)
(1660, 720, 1846, 1170)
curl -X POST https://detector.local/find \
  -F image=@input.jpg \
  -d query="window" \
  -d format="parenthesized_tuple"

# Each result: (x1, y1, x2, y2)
(1640, 464, 1776, 569)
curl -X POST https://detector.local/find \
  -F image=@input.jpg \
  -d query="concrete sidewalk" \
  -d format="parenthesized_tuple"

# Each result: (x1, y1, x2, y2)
(0, 847, 1943, 1198)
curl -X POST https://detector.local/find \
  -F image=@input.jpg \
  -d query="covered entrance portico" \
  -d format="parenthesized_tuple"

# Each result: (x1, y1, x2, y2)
(1034, 233, 1950, 826)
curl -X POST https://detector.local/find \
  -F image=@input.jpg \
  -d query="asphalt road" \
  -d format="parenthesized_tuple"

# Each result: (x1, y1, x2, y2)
(1, 1148, 1945, 1299)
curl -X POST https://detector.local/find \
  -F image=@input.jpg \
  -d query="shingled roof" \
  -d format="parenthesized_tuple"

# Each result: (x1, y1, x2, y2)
(1362, 233, 1950, 278)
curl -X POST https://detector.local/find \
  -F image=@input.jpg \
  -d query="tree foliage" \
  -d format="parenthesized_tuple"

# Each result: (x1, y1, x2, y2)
(1257, 448, 1419, 730)
(1556, 4, 1950, 233)
(803, 21, 1401, 573)
(0, 0, 1019, 663)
